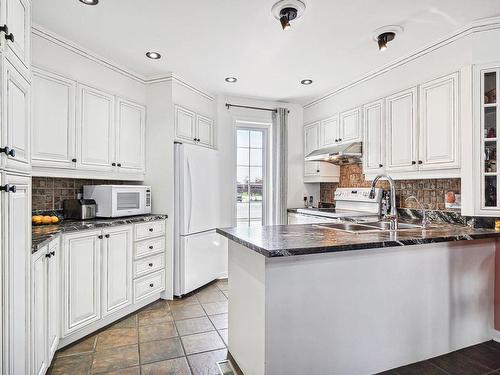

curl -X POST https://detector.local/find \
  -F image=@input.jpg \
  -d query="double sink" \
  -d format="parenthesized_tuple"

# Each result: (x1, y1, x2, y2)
(313, 221, 437, 234)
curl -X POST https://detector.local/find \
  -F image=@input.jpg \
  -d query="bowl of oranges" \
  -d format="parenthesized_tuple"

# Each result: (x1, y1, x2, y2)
(32, 215, 60, 226)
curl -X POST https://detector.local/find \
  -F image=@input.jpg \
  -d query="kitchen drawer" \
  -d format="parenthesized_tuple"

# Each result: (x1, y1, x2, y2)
(135, 220, 166, 241)
(134, 253, 165, 278)
(134, 270, 165, 303)
(134, 237, 165, 259)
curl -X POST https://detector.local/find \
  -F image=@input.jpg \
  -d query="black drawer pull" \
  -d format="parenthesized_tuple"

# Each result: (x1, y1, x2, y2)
(148, 263, 153, 267)
(1, 184, 16, 193)
(72, 158, 77, 163)
(379, 164, 383, 168)
(105, 234, 110, 238)
(98, 235, 103, 239)
(149, 283, 154, 288)
(149, 245, 154, 249)
(149, 228, 154, 232)
(50, 251, 55, 256)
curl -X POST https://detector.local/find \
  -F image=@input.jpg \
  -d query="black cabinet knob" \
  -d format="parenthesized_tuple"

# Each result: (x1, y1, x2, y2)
(98, 235, 103, 239)
(148, 263, 153, 267)
(7, 148, 15, 157)
(117, 163, 122, 167)
(149, 228, 154, 232)
(338, 138, 342, 142)
(105, 234, 110, 238)
(112, 162, 116, 166)
(149, 283, 154, 288)
(45, 253, 52, 258)
(5, 33, 14, 42)
(72, 158, 77, 163)
(379, 164, 383, 168)
(334, 139, 338, 142)
(50, 251, 55, 256)
(316, 169, 320, 173)
(149, 245, 154, 249)
(0, 146, 14, 156)
(411, 161, 417, 165)
(418, 160, 423, 165)
(1, 184, 16, 193)
(0, 25, 13, 42)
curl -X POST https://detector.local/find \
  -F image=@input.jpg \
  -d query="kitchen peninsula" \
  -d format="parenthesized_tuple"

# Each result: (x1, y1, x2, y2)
(217, 223, 500, 375)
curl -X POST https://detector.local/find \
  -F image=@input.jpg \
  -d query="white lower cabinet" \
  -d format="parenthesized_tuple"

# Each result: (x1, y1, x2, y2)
(102, 226, 133, 317)
(2, 173, 31, 375)
(31, 239, 60, 375)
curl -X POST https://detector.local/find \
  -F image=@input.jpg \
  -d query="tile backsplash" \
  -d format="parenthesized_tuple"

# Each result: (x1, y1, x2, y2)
(32, 177, 138, 211)
(320, 164, 461, 211)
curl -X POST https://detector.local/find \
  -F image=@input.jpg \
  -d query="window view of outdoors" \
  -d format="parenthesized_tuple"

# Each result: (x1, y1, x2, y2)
(236, 128, 264, 227)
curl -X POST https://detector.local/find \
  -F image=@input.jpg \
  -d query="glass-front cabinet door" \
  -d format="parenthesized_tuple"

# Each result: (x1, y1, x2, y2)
(480, 68, 499, 210)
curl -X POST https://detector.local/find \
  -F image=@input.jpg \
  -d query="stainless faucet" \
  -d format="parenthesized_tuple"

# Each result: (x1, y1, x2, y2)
(405, 196, 430, 229)
(369, 174, 398, 230)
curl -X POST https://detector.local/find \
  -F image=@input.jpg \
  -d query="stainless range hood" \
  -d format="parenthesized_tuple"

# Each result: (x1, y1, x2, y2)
(305, 142, 362, 165)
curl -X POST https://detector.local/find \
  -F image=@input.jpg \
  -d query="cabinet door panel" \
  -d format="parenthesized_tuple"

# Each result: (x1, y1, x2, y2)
(2, 60, 31, 173)
(116, 99, 145, 173)
(320, 116, 339, 147)
(175, 106, 196, 142)
(196, 114, 214, 148)
(78, 85, 114, 171)
(32, 251, 48, 375)
(304, 122, 320, 176)
(102, 226, 133, 317)
(32, 69, 76, 168)
(47, 240, 60, 360)
(2, 173, 30, 375)
(62, 230, 101, 335)
(4, 0, 31, 75)
(363, 99, 385, 173)
(340, 107, 361, 143)
(419, 73, 459, 170)
(386, 87, 418, 172)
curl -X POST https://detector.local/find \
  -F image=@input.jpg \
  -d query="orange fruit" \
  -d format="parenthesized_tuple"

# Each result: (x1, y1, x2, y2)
(51, 216, 59, 224)
(42, 216, 52, 225)
(32, 216, 43, 225)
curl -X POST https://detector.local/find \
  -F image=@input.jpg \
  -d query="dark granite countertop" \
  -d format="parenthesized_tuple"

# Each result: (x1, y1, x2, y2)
(32, 214, 168, 253)
(216, 222, 500, 258)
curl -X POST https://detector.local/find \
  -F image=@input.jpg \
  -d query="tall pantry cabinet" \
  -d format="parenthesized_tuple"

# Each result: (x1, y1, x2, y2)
(0, 0, 32, 374)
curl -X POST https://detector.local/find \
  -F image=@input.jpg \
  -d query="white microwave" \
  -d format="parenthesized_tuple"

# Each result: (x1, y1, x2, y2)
(83, 185, 152, 218)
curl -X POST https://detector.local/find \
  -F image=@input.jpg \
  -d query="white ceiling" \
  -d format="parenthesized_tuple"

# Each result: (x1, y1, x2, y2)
(33, 0, 500, 104)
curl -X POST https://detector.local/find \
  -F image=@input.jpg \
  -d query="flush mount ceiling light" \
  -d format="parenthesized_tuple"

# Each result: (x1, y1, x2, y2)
(146, 51, 161, 60)
(372, 25, 403, 51)
(301, 79, 313, 85)
(225, 77, 238, 83)
(79, 0, 99, 5)
(271, 0, 306, 31)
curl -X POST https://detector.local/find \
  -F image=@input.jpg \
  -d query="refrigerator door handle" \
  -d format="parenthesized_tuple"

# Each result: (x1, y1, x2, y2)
(186, 157, 193, 234)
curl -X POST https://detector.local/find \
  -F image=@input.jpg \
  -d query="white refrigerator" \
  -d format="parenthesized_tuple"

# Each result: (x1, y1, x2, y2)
(174, 142, 228, 296)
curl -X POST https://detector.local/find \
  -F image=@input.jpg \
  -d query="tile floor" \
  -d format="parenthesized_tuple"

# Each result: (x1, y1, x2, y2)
(48, 279, 231, 375)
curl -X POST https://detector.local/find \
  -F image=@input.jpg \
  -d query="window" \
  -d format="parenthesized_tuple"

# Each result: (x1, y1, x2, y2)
(236, 127, 266, 227)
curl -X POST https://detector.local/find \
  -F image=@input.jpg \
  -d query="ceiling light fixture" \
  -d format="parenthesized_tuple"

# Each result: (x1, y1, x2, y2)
(146, 52, 161, 60)
(372, 25, 403, 52)
(79, 0, 99, 5)
(272, 0, 306, 31)
(225, 77, 238, 83)
(301, 79, 313, 85)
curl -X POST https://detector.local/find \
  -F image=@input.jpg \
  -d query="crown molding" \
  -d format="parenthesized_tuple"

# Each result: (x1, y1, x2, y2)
(32, 24, 215, 101)
(304, 16, 500, 109)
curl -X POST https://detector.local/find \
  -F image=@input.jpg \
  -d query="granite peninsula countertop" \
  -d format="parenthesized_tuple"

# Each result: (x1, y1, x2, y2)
(32, 214, 168, 253)
(216, 222, 500, 257)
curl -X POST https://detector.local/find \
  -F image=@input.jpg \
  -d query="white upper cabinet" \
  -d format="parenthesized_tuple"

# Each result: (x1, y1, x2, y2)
(196, 114, 214, 148)
(32, 69, 77, 169)
(102, 226, 133, 317)
(385, 87, 418, 172)
(319, 115, 340, 147)
(1, 0, 31, 79)
(363, 99, 385, 174)
(115, 98, 146, 174)
(418, 72, 460, 170)
(77, 85, 115, 172)
(175, 105, 215, 148)
(340, 107, 362, 143)
(2, 58, 30, 173)
(303, 122, 340, 183)
(62, 230, 102, 336)
(175, 105, 196, 142)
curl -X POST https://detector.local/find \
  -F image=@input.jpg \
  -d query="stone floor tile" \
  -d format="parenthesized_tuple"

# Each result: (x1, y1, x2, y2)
(95, 366, 140, 375)
(430, 350, 492, 375)
(171, 304, 206, 321)
(91, 345, 139, 374)
(168, 294, 200, 308)
(187, 348, 228, 375)
(139, 337, 185, 364)
(141, 299, 170, 312)
(138, 308, 174, 326)
(50, 353, 93, 375)
(139, 322, 178, 342)
(141, 357, 192, 375)
(109, 315, 138, 330)
(458, 343, 500, 370)
(201, 301, 228, 316)
(175, 316, 214, 336)
(196, 290, 227, 304)
(56, 335, 97, 357)
(181, 331, 226, 355)
(96, 328, 138, 351)
(209, 314, 228, 330)
(218, 329, 228, 347)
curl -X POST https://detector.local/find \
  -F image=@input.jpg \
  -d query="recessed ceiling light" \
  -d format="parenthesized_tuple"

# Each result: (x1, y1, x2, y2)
(372, 25, 403, 52)
(272, 0, 306, 31)
(377, 32, 395, 51)
(301, 79, 313, 85)
(146, 52, 161, 60)
(79, 0, 99, 5)
(225, 77, 238, 83)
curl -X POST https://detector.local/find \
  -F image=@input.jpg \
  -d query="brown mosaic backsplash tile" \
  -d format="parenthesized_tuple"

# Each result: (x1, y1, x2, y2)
(320, 164, 461, 211)
(32, 177, 137, 211)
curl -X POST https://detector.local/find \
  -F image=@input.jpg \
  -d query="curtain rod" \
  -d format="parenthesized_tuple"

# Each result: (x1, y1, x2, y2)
(225, 103, 278, 113)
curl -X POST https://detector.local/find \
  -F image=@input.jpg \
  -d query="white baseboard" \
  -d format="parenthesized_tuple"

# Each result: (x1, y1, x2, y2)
(492, 329, 500, 343)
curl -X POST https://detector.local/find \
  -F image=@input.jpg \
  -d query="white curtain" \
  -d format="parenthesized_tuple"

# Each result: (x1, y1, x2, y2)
(271, 108, 288, 225)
